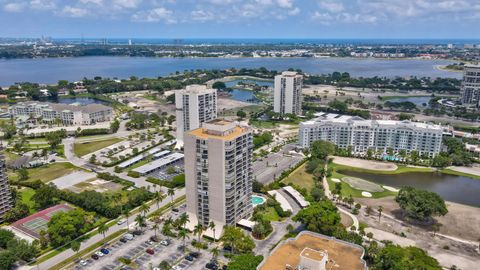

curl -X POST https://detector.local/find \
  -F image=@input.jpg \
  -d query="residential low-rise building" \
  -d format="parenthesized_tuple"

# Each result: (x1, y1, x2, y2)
(299, 113, 443, 157)
(9, 102, 113, 126)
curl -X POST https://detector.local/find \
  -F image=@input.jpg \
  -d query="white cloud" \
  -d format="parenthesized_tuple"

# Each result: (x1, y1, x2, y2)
(319, 1, 344, 13)
(4, 2, 25, 12)
(131, 7, 176, 23)
(288, 7, 300, 15)
(113, 0, 142, 9)
(30, 0, 56, 10)
(80, 0, 103, 5)
(62, 6, 88, 17)
(276, 0, 293, 9)
(191, 10, 215, 22)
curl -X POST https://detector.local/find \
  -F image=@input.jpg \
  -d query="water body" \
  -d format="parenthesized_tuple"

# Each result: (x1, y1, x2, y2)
(387, 96, 433, 107)
(0, 57, 460, 86)
(338, 170, 480, 207)
(57, 97, 107, 105)
(225, 79, 273, 103)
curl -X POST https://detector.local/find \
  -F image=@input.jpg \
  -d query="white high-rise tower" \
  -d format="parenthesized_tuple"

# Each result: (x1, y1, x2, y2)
(274, 71, 303, 115)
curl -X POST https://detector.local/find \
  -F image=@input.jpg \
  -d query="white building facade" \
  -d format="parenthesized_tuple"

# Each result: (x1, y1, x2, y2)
(175, 85, 217, 147)
(461, 64, 480, 107)
(299, 114, 443, 157)
(184, 119, 253, 229)
(274, 71, 303, 115)
(9, 102, 113, 126)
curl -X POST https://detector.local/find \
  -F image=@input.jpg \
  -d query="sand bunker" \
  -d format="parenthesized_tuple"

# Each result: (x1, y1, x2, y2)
(333, 156, 397, 171)
(361, 191, 372, 197)
(341, 176, 384, 192)
(383, 186, 399, 192)
(331, 178, 341, 183)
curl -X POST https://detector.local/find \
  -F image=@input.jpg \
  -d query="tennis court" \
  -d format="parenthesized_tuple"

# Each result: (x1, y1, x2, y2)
(11, 204, 73, 239)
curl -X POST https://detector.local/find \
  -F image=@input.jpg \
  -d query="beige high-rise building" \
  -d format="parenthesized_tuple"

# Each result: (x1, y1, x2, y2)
(274, 71, 303, 115)
(184, 119, 253, 231)
(175, 85, 217, 147)
(0, 147, 13, 222)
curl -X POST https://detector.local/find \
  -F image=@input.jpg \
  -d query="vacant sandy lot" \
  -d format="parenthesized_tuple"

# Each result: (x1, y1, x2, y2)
(356, 196, 480, 241)
(332, 156, 398, 171)
(217, 97, 250, 111)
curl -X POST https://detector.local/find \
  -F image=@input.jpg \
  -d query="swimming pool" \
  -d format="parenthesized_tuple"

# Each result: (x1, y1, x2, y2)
(252, 195, 266, 206)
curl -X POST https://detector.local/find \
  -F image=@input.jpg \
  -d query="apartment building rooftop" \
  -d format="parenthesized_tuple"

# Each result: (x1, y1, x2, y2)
(281, 71, 301, 77)
(258, 231, 366, 270)
(303, 113, 442, 130)
(13, 101, 111, 114)
(183, 84, 215, 94)
(188, 119, 249, 140)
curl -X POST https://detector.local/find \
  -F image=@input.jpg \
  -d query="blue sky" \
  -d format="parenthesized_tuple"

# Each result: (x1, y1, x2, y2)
(0, 0, 479, 39)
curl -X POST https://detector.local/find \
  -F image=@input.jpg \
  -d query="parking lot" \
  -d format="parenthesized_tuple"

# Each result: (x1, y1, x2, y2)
(253, 151, 303, 184)
(70, 205, 215, 270)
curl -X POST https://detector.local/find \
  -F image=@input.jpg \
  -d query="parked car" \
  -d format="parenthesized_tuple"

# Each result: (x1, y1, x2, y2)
(91, 254, 99, 260)
(95, 251, 104, 257)
(185, 255, 194, 261)
(119, 238, 128, 243)
(117, 219, 126, 225)
(100, 248, 109, 254)
(146, 248, 154, 255)
(124, 233, 134, 240)
(205, 263, 218, 270)
(189, 252, 200, 258)
(132, 230, 142, 236)
(160, 239, 170, 246)
(172, 208, 179, 212)
(79, 260, 88, 266)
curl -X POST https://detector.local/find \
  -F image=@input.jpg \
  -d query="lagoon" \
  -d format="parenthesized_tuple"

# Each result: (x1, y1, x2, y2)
(0, 56, 460, 86)
(338, 169, 480, 207)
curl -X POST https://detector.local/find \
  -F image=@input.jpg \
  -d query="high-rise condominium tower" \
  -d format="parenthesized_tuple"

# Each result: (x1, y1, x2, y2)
(461, 64, 480, 107)
(175, 85, 217, 147)
(0, 147, 12, 222)
(184, 119, 253, 229)
(274, 71, 303, 115)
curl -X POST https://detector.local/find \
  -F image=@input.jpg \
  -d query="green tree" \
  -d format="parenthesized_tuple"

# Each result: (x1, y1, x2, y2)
(373, 245, 441, 270)
(221, 226, 255, 254)
(310, 140, 336, 160)
(17, 168, 29, 181)
(293, 201, 342, 236)
(236, 110, 247, 119)
(159, 260, 171, 270)
(178, 228, 189, 252)
(97, 223, 109, 241)
(395, 187, 448, 221)
(31, 184, 57, 209)
(70, 240, 81, 255)
(227, 254, 264, 270)
(0, 251, 16, 270)
(135, 215, 147, 231)
(212, 81, 226, 90)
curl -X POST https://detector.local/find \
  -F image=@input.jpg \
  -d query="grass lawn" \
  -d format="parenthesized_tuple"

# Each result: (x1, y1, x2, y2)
(74, 138, 123, 157)
(331, 162, 433, 175)
(262, 207, 280, 221)
(282, 163, 315, 191)
(329, 165, 396, 199)
(3, 151, 20, 163)
(26, 162, 83, 183)
(19, 187, 36, 214)
(440, 168, 480, 180)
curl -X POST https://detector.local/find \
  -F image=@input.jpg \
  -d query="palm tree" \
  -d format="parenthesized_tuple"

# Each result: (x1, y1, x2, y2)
(179, 213, 190, 229)
(178, 228, 189, 252)
(377, 205, 383, 222)
(112, 193, 123, 212)
(194, 223, 204, 245)
(135, 215, 147, 231)
(162, 221, 173, 240)
(97, 223, 109, 242)
(159, 260, 171, 270)
(152, 223, 159, 238)
(211, 246, 219, 261)
(208, 220, 216, 241)
(123, 209, 130, 231)
(154, 191, 165, 210)
(167, 188, 175, 210)
(140, 203, 150, 217)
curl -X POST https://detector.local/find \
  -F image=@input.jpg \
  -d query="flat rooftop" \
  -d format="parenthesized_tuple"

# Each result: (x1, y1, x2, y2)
(301, 247, 327, 261)
(189, 119, 250, 141)
(258, 232, 366, 270)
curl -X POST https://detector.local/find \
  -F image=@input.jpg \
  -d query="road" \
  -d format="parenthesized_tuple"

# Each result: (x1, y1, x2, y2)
(32, 188, 186, 270)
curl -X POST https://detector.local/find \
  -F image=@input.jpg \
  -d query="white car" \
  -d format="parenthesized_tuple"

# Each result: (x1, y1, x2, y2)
(117, 219, 126, 225)
(96, 251, 105, 257)
(124, 233, 134, 240)
(79, 260, 88, 266)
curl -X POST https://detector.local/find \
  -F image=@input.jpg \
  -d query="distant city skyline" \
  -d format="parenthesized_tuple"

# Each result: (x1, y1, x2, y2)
(0, 0, 479, 38)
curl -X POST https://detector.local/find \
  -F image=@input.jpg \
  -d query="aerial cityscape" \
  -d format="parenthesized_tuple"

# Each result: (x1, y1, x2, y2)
(0, 1, 479, 270)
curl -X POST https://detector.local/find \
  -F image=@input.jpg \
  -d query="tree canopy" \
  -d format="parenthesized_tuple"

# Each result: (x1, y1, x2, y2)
(310, 140, 336, 160)
(373, 245, 441, 270)
(227, 254, 264, 270)
(293, 200, 342, 236)
(395, 186, 448, 221)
